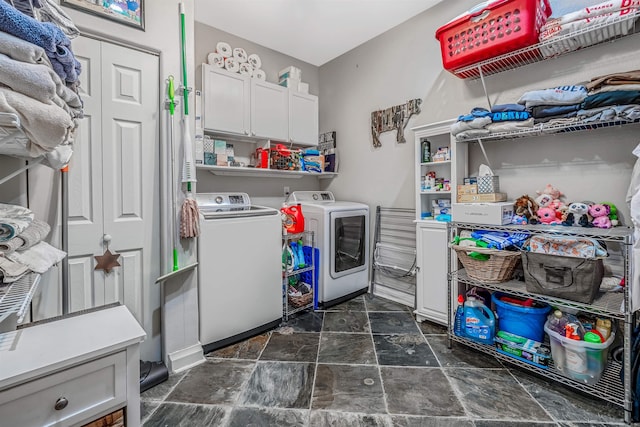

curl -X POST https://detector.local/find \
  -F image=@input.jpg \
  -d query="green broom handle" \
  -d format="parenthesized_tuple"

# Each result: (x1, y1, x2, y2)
(180, 3, 189, 116)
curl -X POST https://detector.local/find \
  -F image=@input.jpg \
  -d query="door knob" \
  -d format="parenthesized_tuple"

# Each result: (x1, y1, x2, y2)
(103, 234, 112, 243)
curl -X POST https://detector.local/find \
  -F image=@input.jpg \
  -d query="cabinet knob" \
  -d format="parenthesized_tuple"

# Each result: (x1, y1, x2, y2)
(54, 397, 69, 411)
(103, 234, 112, 243)
(244, 130, 249, 135)
(251, 131, 256, 136)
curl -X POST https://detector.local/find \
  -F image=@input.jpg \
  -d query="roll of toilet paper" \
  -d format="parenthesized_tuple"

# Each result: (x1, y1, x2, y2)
(248, 53, 262, 69)
(233, 47, 248, 63)
(239, 62, 253, 76)
(216, 41, 232, 57)
(224, 57, 239, 73)
(253, 69, 266, 81)
(207, 52, 225, 68)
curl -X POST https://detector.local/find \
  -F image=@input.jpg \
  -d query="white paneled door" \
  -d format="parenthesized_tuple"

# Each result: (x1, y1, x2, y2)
(68, 37, 160, 361)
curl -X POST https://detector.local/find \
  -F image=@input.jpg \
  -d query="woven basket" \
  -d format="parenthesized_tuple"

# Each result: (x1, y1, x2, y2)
(288, 291, 313, 308)
(452, 244, 521, 283)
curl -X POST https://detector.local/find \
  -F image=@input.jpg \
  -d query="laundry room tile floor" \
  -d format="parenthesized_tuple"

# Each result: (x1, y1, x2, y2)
(141, 294, 626, 426)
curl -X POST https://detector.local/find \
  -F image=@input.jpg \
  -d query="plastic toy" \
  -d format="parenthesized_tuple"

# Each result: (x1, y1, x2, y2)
(562, 202, 592, 227)
(589, 203, 612, 229)
(514, 195, 539, 224)
(537, 206, 561, 225)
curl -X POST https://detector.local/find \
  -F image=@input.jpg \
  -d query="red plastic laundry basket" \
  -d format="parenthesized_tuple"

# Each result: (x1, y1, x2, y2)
(435, 0, 552, 75)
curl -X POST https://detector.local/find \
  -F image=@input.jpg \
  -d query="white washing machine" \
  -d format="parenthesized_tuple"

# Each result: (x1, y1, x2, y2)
(288, 191, 369, 308)
(196, 192, 282, 354)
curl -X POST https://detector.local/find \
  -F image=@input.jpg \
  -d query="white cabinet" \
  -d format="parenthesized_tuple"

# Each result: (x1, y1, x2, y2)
(202, 64, 250, 135)
(251, 79, 288, 140)
(411, 120, 467, 325)
(289, 91, 318, 146)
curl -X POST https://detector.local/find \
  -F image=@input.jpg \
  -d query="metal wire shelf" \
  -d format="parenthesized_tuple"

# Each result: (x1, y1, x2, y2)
(0, 273, 41, 334)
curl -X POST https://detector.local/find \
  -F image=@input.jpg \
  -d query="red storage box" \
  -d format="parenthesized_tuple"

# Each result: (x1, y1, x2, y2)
(435, 0, 552, 75)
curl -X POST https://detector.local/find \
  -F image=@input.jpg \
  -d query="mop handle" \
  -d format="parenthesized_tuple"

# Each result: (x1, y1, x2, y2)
(167, 76, 179, 271)
(179, 2, 189, 116)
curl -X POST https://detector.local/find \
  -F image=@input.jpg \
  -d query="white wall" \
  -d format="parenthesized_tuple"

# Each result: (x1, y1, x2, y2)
(319, 0, 640, 223)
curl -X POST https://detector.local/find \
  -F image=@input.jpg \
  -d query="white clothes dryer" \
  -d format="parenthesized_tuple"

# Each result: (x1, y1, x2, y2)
(288, 191, 369, 308)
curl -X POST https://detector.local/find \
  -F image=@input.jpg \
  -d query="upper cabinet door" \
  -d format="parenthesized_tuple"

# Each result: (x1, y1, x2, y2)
(289, 91, 318, 146)
(202, 64, 250, 135)
(251, 79, 288, 140)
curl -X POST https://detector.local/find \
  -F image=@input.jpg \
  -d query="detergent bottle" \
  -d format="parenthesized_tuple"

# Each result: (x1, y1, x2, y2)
(463, 296, 495, 345)
(280, 204, 305, 234)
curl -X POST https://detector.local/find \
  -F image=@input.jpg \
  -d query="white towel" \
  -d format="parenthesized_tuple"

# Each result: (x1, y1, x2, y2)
(0, 256, 29, 282)
(450, 116, 492, 135)
(0, 30, 51, 66)
(7, 241, 66, 274)
(0, 203, 33, 242)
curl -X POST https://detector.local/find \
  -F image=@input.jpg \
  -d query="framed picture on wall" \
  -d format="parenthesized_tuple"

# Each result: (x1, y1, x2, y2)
(61, 0, 144, 31)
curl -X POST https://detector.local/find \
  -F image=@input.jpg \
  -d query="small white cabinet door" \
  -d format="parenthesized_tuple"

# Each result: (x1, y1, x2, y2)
(289, 91, 318, 145)
(202, 64, 250, 135)
(415, 223, 448, 325)
(251, 79, 288, 140)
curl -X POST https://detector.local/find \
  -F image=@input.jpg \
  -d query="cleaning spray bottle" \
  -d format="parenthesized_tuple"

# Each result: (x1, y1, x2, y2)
(463, 296, 495, 345)
(454, 295, 464, 337)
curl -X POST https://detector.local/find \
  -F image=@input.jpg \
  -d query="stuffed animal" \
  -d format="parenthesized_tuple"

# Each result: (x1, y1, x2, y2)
(589, 203, 612, 228)
(514, 195, 539, 224)
(562, 202, 592, 227)
(537, 206, 561, 225)
(535, 194, 553, 208)
(601, 202, 619, 226)
(536, 184, 566, 211)
(511, 214, 527, 225)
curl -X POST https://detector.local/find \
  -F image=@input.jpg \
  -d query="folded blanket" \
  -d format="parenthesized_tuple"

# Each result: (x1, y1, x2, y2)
(49, 45, 81, 85)
(581, 90, 640, 110)
(491, 103, 526, 113)
(0, 30, 50, 66)
(486, 118, 535, 133)
(577, 104, 640, 122)
(7, 241, 66, 273)
(0, 1, 68, 54)
(450, 116, 491, 135)
(34, 0, 80, 39)
(534, 111, 578, 123)
(0, 203, 34, 242)
(518, 86, 588, 108)
(586, 70, 640, 91)
(590, 83, 640, 95)
(0, 52, 58, 104)
(0, 256, 29, 283)
(454, 129, 491, 140)
(531, 104, 581, 119)
(0, 86, 75, 155)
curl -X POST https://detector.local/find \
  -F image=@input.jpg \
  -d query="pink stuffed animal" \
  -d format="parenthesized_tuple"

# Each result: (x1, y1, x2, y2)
(537, 184, 565, 211)
(589, 203, 612, 229)
(537, 206, 561, 225)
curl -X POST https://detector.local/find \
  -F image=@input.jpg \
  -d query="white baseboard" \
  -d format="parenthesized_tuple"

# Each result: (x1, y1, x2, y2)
(167, 343, 205, 373)
(371, 285, 414, 308)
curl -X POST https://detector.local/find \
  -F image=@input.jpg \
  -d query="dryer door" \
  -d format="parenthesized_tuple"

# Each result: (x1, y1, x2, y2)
(330, 209, 369, 278)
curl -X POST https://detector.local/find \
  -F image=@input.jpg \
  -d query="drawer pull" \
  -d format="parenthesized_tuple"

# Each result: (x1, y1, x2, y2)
(54, 397, 69, 411)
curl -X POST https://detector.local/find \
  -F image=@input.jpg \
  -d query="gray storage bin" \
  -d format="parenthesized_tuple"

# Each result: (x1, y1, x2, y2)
(521, 251, 604, 304)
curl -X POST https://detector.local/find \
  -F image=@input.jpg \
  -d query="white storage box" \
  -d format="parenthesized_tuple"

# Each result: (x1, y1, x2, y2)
(452, 202, 514, 225)
(278, 66, 302, 80)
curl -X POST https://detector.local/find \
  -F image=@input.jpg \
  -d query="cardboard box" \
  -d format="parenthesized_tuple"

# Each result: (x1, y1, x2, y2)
(452, 201, 514, 225)
(457, 192, 507, 203)
(457, 184, 478, 195)
(494, 331, 551, 369)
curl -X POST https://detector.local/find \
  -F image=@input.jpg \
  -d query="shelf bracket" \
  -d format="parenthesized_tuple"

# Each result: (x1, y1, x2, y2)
(477, 65, 492, 111)
(0, 158, 43, 186)
(476, 138, 492, 169)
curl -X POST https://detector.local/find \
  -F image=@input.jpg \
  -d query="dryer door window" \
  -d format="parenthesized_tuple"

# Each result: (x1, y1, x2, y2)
(330, 209, 368, 278)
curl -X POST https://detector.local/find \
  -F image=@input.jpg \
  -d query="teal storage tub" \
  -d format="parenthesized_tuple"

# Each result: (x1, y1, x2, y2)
(492, 292, 551, 342)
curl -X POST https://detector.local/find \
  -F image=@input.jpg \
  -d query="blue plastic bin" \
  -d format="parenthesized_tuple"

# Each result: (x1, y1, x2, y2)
(492, 292, 551, 342)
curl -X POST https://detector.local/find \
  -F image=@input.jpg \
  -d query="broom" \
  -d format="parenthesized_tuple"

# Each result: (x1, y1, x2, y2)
(179, 1, 200, 239)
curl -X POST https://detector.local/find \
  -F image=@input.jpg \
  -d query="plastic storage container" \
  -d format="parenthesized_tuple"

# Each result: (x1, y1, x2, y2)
(544, 320, 615, 384)
(493, 292, 551, 342)
(435, 0, 552, 73)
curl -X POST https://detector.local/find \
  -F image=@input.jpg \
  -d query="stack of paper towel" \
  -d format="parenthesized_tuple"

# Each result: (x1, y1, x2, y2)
(207, 41, 266, 81)
(278, 66, 309, 94)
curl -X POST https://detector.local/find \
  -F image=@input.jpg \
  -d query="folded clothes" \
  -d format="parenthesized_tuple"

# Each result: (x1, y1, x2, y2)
(17, 219, 50, 250)
(0, 203, 34, 242)
(518, 85, 588, 108)
(486, 118, 535, 133)
(0, 30, 50, 66)
(530, 104, 581, 119)
(491, 111, 531, 121)
(0, 1, 69, 54)
(587, 69, 640, 91)
(577, 104, 640, 122)
(49, 44, 81, 85)
(534, 110, 578, 123)
(589, 83, 640, 95)
(7, 241, 66, 274)
(457, 107, 491, 122)
(450, 116, 491, 135)
(34, 0, 80, 39)
(0, 86, 76, 156)
(0, 52, 59, 104)
(454, 128, 491, 140)
(491, 103, 526, 113)
(581, 90, 640, 110)
(0, 256, 29, 283)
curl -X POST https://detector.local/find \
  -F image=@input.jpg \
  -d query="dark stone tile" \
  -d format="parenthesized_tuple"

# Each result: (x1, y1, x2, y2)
(142, 402, 228, 427)
(446, 368, 551, 421)
(140, 400, 159, 424)
(281, 311, 324, 332)
(166, 359, 254, 405)
(206, 332, 270, 360)
(427, 336, 502, 368)
(318, 332, 376, 364)
(323, 310, 370, 333)
(514, 370, 624, 423)
(380, 367, 465, 416)
(373, 334, 439, 367)
(312, 364, 385, 413)
(140, 370, 187, 400)
(259, 332, 319, 362)
(369, 312, 420, 335)
(238, 361, 315, 408)
(310, 410, 393, 426)
(365, 294, 412, 312)
(391, 416, 475, 427)
(417, 320, 448, 335)
(325, 295, 366, 312)
(475, 422, 558, 427)
(227, 407, 307, 427)
(558, 423, 625, 427)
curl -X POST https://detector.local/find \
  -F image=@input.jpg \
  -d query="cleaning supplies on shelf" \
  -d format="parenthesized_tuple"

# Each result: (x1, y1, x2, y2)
(454, 294, 464, 337)
(280, 204, 305, 234)
(463, 296, 495, 345)
(470, 230, 530, 250)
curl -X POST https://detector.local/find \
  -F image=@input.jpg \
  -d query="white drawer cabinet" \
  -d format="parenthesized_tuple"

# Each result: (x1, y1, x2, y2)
(0, 305, 145, 427)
